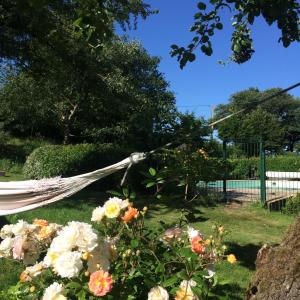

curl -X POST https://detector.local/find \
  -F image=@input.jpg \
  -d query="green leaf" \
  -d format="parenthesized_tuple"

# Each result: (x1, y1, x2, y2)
(197, 2, 206, 10)
(146, 182, 156, 188)
(216, 22, 223, 30)
(130, 239, 139, 248)
(122, 187, 129, 197)
(66, 282, 82, 291)
(179, 247, 192, 258)
(129, 191, 136, 199)
(107, 190, 122, 196)
(76, 290, 87, 300)
(149, 167, 157, 176)
(155, 263, 165, 274)
(163, 275, 179, 287)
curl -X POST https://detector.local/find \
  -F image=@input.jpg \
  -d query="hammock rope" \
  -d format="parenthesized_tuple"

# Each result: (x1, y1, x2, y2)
(1, 82, 299, 215)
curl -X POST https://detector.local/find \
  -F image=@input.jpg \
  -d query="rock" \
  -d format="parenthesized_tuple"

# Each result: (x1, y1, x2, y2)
(246, 215, 300, 300)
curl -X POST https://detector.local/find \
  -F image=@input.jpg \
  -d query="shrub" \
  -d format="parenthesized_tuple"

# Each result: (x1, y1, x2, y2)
(0, 137, 52, 163)
(266, 155, 300, 172)
(0, 196, 236, 299)
(0, 159, 23, 173)
(229, 155, 300, 179)
(229, 157, 259, 179)
(23, 143, 129, 179)
(282, 194, 300, 216)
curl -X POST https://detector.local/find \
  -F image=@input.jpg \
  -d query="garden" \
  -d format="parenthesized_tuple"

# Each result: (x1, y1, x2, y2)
(0, 1, 300, 299)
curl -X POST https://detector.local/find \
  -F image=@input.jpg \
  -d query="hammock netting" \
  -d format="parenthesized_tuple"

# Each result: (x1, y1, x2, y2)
(0, 153, 146, 216)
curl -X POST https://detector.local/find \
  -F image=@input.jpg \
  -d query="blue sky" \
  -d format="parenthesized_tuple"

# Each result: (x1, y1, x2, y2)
(118, 0, 300, 119)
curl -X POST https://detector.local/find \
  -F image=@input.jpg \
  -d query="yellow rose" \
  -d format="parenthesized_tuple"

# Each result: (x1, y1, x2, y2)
(104, 198, 122, 218)
(204, 239, 211, 246)
(227, 254, 237, 264)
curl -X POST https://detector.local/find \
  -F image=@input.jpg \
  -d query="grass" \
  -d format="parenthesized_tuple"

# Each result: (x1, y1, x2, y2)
(0, 183, 295, 299)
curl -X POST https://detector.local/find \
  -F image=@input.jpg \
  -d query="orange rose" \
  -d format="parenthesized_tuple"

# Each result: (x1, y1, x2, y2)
(20, 271, 30, 282)
(33, 219, 49, 227)
(121, 207, 139, 223)
(191, 236, 206, 254)
(88, 270, 113, 297)
(36, 226, 53, 241)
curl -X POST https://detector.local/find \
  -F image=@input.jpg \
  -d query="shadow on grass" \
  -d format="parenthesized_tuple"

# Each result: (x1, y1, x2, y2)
(0, 216, 9, 227)
(211, 283, 244, 300)
(227, 242, 261, 270)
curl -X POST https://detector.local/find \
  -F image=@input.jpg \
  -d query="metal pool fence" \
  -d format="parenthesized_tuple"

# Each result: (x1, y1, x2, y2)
(199, 140, 300, 209)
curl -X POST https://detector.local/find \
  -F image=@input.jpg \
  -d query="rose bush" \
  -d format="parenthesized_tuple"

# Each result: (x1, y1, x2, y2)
(0, 196, 236, 299)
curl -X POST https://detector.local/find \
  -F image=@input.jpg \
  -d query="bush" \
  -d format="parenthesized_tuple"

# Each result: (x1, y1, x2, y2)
(229, 155, 300, 179)
(266, 155, 300, 172)
(229, 157, 259, 179)
(23, 143, 129, 179)
(0, 137, 52, 163)
(0, 196, 236, 299)
(0, 159, 23, 173)
(282, 194, 300, 215)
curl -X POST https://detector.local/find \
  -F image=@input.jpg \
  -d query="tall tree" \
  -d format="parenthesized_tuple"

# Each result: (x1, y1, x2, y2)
(213, 88, 300, 152)
(0, 39, 177, 149)
(0, 0, 153, 66)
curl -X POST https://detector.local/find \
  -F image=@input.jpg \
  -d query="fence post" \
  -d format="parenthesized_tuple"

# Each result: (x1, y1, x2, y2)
(223, 140, 227, 202)
(259, 139, 266, 204)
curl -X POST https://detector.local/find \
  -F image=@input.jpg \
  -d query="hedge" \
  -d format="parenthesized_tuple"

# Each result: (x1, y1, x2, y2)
(23, 143, 129, 179)
(229, 155, 300, 179)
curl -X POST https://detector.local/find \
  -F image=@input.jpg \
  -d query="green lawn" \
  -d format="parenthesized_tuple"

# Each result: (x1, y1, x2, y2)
(0, 184, 295, 299)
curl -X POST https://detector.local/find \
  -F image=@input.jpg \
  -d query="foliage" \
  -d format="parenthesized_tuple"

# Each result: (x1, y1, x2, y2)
(0, 0, 176, 148)
(213, 88, 300, 152)
(170, 0, 300, 68)
(282, 194, 300, 216)
(23, 144, 128, 179)
(0, 188, 295, 300)
(0, 195, 237, 299)
(229, 158, 259, 180)
(0, 0, 153, 65)
(229, 155, 300, 179)
(0, 38, 177, 148)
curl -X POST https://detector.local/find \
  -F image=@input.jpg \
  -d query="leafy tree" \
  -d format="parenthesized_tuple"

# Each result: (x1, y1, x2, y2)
(0, 39, 177, 149)
(0, 0, 153, 65)
(213, 88, 300, 152)
(170, 1, 300, 68)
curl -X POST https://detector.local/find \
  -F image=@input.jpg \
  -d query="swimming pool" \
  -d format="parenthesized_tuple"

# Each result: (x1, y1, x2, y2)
(198, 180, 300, 190)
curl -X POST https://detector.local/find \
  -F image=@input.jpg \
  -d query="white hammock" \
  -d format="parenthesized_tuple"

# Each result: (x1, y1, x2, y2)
(0, 153, 146, 216)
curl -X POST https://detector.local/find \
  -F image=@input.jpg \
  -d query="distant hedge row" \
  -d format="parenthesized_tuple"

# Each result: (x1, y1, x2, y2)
(23, 144, 130, 179)
(229, 155, 300, 179)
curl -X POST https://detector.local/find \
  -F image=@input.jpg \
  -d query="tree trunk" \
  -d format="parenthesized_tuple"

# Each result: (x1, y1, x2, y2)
(246, 215, 300, 300)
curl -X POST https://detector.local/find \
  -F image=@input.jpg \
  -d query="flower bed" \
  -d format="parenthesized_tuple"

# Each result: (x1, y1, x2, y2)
(0, 197, 236, 299)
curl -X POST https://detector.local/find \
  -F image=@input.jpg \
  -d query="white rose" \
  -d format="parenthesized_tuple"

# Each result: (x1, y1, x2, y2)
(103, 197, 123, 218)
(176, 280, 198, 300)
(42, 282, 66, 300)
(204, 264, 215, 279)
(121, 199, 130, 209)
(0, 224, 14, 239)
(91, 206, 105, 222)
(54, 251, 83, 278)
(44, 250, 62, 267)
(87, 242, 110, 273)
(0, 237, 13, 258)
(25, 262, 44, 277)
(50, 226, 79, 252)
(68, 221, 98, 252)
(12, 220, 35, 236)
(187, 226, 201, 241)
(148, 286, 169, 300)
